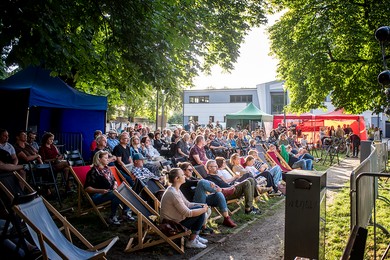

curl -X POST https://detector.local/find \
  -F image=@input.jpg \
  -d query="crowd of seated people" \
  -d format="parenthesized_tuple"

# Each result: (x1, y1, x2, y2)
(0, 121, 329, 254)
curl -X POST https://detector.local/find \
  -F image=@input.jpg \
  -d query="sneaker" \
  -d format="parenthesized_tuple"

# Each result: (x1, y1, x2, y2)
(186, 238, 207, 249)
(123, 210, 135, 222)
(245, 206, 262, 215)
(222, 216, 237, 228)
(108, 216, 121, 226)
(196, 235, 208, 244)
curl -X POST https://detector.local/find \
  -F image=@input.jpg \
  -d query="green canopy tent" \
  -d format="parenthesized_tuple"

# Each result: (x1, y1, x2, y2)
(226, 102, 273, 130)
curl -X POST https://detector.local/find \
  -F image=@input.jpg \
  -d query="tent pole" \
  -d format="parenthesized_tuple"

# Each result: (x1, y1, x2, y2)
(25, 107, 30, 131)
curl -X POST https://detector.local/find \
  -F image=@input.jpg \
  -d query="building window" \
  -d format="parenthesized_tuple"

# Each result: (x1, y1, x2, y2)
(230, 95, 252, 103)
(209, 116, 214, 122)
(270, 92, 285, 114)
(189, 96, 209, 103)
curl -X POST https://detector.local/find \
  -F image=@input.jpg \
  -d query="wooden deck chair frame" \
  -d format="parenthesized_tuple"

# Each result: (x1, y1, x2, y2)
(0, 171, 39, 256)
(265, 151, 292, 172)
(70, 165, 111, 227)
(192, 164, 242, 220)
(114, 183, 191, 254)
(124, 166, 164, 212)
(12, 196, 118, 260)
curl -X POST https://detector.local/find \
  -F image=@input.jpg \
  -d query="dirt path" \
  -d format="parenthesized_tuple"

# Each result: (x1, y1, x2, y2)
(192, 158, 360, 260)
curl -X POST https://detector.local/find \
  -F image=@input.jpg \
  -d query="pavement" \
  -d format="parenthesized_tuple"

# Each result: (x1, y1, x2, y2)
(325, 157, 361, 190)
(189, 157, 362, 260)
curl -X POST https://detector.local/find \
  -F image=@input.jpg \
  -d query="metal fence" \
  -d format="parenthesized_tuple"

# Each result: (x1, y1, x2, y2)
(350, 142, 387, 229)
(51, 132, 83, 155)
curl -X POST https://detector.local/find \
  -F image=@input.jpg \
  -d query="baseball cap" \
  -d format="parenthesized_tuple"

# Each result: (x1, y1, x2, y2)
(133, 153, 145, 161)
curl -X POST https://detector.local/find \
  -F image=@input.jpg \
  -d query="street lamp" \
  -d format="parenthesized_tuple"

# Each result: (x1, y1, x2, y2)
(375, 26, 390, 117)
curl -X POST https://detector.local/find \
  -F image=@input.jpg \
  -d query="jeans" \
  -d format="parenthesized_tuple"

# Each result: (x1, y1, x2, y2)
(299, 153, 314, 160)
(256, 171, 277, 192)
(292, 159, 313, 170)
(193, 179, 228, 213)
(91, 191, 128, 218)
(180, 205, 205, 234)
(268, 165, 283, 184)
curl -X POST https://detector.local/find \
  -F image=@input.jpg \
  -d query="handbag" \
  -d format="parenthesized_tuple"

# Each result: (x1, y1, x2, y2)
(158, 219, 188, 236)
(221, 186, 236, 198)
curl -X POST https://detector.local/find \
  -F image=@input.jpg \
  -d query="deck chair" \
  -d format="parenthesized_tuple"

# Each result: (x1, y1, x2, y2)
(13, 196, 118, 260)
(0, 171, 39, 257)
(123, 164, 165, 212)
(193, 164, 208, 179)
(193, 163, 242, 219)
(114, 183, 190, 254)
(70, 165, 111, 227)
(266, 151, 292, 172)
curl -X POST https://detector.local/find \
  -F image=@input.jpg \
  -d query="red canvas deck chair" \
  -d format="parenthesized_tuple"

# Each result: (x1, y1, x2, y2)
(70, 165, 111, 227)
(265, 151, 292, 172)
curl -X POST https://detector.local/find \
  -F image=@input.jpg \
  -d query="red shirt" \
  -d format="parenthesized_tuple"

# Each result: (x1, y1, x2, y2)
(39, 144, 60, 161)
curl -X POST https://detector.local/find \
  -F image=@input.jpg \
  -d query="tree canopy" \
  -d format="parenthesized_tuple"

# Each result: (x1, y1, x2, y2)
(268, 0, 389, 114)
(0, 0, 268, 119)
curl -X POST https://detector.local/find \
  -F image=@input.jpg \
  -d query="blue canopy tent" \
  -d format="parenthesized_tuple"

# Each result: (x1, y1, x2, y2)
(0, 67, 107, 161)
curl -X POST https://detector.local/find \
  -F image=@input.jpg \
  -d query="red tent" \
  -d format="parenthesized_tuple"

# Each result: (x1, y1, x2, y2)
(272, 109, 367, 142)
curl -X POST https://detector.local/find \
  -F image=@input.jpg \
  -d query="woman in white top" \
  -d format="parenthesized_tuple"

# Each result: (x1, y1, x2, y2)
(160, 168, 209, 249)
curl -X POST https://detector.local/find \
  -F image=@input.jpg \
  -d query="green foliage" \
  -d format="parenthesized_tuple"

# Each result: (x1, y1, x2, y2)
(168, 111, 183, 124)
(0, 0, 268, 118)
(268, 0, 389, 114)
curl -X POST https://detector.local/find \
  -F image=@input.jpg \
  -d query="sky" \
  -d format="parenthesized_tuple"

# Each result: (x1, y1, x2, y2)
(193, 13, 282, 89)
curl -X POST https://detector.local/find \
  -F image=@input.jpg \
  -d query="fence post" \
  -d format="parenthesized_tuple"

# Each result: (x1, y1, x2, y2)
(360, 140, 372, 162)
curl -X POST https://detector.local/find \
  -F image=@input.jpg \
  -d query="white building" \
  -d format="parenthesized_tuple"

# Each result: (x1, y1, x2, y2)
(183, 80, 388, 136)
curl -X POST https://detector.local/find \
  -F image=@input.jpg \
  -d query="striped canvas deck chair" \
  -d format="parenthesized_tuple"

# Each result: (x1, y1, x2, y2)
(114, 183, 190, 254)
(13, 196, 118, 260)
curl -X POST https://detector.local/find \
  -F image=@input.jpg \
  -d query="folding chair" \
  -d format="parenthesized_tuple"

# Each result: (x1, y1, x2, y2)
(13, 196, 118, 260)
(114, 183, 190, 254)
(65, 149, 85, 167)
(29, 162, 63, 207)
(266, 151, 292, 172)
(70, 165, 111, 227)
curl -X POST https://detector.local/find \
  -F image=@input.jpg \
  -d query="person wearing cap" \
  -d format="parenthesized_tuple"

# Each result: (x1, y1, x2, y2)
(107, 129, 119, 151)
(131, 153, 164, 184)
